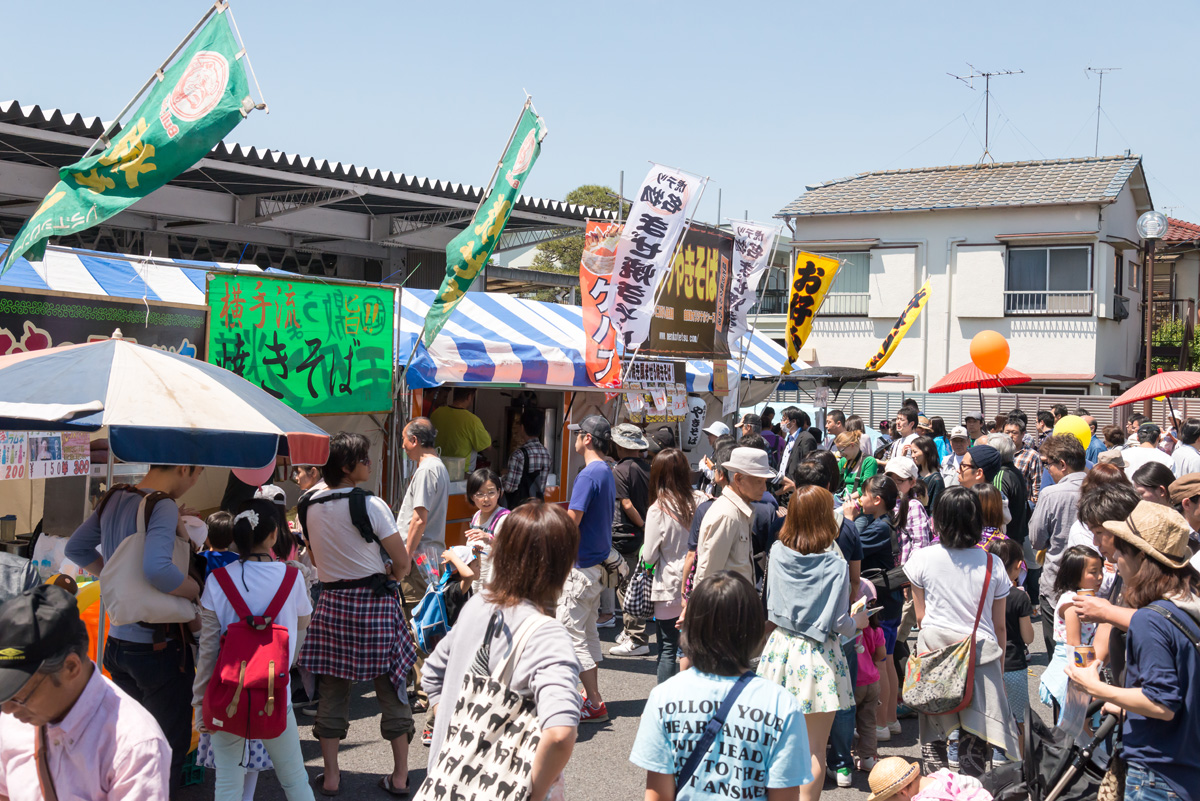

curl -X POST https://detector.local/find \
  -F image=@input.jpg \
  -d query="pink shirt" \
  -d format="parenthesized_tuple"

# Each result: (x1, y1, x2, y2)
(857, 625, 885, 686)
(0, 666, 170, 801)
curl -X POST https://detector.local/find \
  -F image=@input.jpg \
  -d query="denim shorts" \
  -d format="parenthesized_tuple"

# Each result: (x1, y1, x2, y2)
(880, 617, 900, 655)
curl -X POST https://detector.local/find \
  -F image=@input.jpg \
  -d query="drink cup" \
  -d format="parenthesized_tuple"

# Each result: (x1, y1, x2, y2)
(1073, 645, 1096, 668)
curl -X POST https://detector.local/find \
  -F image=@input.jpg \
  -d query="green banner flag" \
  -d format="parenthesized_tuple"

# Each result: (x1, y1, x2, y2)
(422, 104, 547, 347)
(0, 7, 253, 279)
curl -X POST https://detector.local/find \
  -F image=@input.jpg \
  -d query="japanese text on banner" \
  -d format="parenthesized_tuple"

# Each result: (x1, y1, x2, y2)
(207, 274, 395, 414)
(0, 432, 27, 481)
(611, 166, 696, 351)
(727, 221, 778, 352)
(783, 252, 840, 374)
(866, 279, 932, 371)
(580, 220, 624, 387)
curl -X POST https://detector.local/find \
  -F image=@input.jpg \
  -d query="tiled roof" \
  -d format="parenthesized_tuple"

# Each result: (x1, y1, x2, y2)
(1165, 217, 1200, 242)
(0, 100, 615, 222)
(777, 155, 1141, 217)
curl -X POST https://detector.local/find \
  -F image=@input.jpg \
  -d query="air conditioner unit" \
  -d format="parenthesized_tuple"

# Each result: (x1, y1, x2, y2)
(1113, 295, 1130, 322)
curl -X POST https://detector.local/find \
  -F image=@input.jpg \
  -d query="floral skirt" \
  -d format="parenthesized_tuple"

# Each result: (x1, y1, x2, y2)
(757, 627, 854, 713)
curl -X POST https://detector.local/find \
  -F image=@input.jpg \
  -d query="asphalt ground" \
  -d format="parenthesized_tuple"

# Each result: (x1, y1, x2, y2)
(179, 615, 1055, 800)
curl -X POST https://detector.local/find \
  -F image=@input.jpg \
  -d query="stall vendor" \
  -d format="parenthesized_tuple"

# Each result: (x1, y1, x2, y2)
(431, 388, 492, 471)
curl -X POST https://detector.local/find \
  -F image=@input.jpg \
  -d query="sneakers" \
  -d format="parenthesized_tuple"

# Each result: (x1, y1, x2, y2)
(580, 699, 609, 724)
(895, 704, 918, 719)
(610, 640, 650, 656)
(856, 757, 877, 772)
(835, 768, 852, 788)
(888, 720, 902, 735)
(875, 725, 892, 742)
(597, 615, 617, 629)
(421, 722, 433, 747)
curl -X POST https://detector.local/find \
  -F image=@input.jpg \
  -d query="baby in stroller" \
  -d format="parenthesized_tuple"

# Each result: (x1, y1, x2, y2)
(866, 757, 992, 801)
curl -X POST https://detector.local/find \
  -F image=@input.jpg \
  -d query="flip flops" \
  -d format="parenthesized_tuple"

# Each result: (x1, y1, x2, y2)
(378, 776, 409, 797)
(313, 773, 339, 797)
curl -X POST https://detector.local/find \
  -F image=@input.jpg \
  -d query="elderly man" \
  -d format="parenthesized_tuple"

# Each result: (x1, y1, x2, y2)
(1121, 423, 1174, 481)
(692, 447, 775, 589)
(1081, 413, 1105, 463)
(940, 426, 970, 487)
(0, 586, 171, 800)
(986, 433, 1028, 544)
(1030, 434, 1088, 654)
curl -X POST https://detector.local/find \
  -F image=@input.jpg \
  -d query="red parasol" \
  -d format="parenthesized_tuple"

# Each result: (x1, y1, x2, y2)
(929, 363, 1032, 394)
(1109, 368, 1200, 408)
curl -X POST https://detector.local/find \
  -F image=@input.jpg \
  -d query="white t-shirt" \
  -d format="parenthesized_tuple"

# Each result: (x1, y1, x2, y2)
(904, 544, 1010, 643)
(888, 432, 918, 461)
(1122, 445, 1174, 482)
(305, 487, 399, 582)
(202, 561, 313, 664)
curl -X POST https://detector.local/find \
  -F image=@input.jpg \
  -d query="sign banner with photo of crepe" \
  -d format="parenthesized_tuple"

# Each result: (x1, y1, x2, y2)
(782, 252, 840, 374)
(579, 220, 624, 388)
(866, 279, 932, 371)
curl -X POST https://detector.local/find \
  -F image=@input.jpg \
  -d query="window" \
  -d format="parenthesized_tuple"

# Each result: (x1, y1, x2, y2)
(1113, 252, 1124, 295)
(1004, 246, 1093, 314)
(823, 251, 869, 315)
(1128, 258, 1140, 292)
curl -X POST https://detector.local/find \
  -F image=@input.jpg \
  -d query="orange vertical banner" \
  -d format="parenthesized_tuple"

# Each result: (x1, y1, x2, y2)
(580, 220, 624, 388)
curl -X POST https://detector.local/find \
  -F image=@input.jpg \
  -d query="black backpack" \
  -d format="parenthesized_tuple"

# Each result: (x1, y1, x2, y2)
(296, 487, 379, 546)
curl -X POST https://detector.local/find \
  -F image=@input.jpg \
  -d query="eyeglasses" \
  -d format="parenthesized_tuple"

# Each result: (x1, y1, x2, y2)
(958, 461, 975, 473)
(6, 672, 47, 709)
(359, 457, 371, 467)
(473, 489, 499, 500)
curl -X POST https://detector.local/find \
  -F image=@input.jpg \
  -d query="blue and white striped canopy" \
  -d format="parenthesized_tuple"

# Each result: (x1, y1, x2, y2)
(398, 288, 788, 392)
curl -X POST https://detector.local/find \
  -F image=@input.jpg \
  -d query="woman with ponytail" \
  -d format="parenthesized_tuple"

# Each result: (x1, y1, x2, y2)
(192, 499, 315, 801)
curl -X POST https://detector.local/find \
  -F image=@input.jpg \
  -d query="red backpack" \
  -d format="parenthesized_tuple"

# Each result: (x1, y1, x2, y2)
(202, 566, 299, 740)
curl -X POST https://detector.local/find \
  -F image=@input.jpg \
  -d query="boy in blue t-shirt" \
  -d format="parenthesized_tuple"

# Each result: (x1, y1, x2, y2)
(630, 571, 811, 798)
(201, 511, 239, 577)
(562, 415, 615, 723)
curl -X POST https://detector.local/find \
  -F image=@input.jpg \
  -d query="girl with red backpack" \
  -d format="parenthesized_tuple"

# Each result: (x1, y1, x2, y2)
(192, 498, 315, 801)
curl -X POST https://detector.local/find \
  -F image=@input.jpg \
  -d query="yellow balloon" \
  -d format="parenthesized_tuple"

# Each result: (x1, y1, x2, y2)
(75, 580, 101, 612)
(1154, 395, 1167, 402)
(1053, 415, 1092, 449)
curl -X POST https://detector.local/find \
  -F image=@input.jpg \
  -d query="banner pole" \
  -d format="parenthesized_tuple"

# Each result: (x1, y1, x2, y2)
(476, 97, 532, 217)
(83, 1, 224, 158)
(617, 176, 710, 389)
(733, 225, 784, 409)
(224, 1, 269, 111)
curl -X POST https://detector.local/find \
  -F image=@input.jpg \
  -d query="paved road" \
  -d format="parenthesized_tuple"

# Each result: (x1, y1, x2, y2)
(180, 617, 1054, 800)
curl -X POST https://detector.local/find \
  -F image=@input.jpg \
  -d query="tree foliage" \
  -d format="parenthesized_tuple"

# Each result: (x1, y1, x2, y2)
(528, 184, 620, 274)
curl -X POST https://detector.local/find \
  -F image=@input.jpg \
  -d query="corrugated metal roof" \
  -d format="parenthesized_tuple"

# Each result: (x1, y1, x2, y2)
(777, 155, 1142, 218)
(0, 100, 615, 222)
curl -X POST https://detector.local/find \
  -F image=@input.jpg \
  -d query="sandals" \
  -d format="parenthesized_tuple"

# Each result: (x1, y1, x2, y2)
(313, 773, 339, 797)
(379, 776, 410, 797)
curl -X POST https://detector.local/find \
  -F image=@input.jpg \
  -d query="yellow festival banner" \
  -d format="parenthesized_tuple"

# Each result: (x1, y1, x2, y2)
(865, 279, 932, 370)
(782, 252, 839, 374)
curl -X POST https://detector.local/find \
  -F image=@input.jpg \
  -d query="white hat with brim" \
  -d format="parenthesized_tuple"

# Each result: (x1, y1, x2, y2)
(703, 421, 731, 437)
(722, 447, 776, 479)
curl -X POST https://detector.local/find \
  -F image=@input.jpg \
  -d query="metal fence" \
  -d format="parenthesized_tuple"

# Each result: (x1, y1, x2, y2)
(768, 387, 1198, 430)
(1003, 290, 1094, 315)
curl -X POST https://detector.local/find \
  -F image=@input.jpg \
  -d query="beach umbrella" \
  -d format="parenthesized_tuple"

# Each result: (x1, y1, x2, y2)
(929, 362, 1032, 418)
(0, 338, 329, 468)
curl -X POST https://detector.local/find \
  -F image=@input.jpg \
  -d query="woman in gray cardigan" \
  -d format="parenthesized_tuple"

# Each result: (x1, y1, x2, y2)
(758, 485, 866, 801)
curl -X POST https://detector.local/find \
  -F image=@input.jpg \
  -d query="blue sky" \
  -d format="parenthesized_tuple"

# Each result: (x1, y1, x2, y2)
(3, 1, 1197, 226)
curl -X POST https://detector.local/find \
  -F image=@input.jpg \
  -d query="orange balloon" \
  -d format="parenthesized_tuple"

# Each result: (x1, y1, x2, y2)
(970, 330, 1010, 375)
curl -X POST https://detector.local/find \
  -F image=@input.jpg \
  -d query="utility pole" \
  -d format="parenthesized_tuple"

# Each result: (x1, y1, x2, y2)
(1086, 67, 1120, 157)
(948, 65, 1024, 162)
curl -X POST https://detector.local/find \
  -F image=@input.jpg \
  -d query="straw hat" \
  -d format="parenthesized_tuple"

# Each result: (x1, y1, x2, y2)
(866, 757, 920, 801)
(1102, 500, 1193, 570)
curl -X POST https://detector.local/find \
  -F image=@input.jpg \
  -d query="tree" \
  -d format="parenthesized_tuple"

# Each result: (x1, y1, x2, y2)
(528, 184, 621, 274)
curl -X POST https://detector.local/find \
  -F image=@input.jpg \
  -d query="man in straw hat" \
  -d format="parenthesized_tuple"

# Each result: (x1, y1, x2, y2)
(865, 756, 991, 801)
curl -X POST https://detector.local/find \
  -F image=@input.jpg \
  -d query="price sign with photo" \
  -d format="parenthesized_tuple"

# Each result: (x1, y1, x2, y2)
(29, 432, 91, 480)
(0, 432, 28, 481)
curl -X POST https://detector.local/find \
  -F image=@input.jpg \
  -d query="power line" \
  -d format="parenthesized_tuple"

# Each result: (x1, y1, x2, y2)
(948, 64, 1024, 163)
(1086, 67, 1121, 157)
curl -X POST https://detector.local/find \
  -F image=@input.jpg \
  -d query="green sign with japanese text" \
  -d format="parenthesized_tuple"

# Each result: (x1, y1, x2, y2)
(207, 274, 395, 415)
(0, 8, 253, 278)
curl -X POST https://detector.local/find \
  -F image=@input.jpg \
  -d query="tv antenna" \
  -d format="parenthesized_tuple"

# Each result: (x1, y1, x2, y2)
(948, 64, 1024, 163)
(1085, 67, 1121, 157)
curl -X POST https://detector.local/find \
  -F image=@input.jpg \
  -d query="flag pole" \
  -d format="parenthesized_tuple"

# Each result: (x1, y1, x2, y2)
(732, 224, 783, 410)
(224, 1, 269, 111)
(83, 1, 226, 158)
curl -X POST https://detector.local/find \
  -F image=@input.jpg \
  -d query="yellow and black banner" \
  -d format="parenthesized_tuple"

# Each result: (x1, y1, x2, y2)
(782, 251, 840, 374)
(866, 279, 932, 371)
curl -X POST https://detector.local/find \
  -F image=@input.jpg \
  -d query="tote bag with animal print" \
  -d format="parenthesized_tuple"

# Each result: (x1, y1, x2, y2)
(415, 612, 563, 801)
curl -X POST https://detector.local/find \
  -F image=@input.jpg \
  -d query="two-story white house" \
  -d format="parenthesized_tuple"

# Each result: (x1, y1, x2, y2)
(762, 155, 1154, 395)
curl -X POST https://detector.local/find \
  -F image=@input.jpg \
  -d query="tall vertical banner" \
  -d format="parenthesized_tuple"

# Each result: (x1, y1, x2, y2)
(580, 220, 624, 387)
(727, 221, 779, 352)
(423, 104, 547, 347)
(0, 7, 255, 278)
(866, 279, 932, 370)
(610, 166, 696, 350)
(782, 252, 840, 374)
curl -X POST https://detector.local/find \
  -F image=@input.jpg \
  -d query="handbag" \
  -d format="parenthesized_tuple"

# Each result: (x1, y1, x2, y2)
(675, 671, 756, 793)
(863, 517, 909, 595)
(100, 492, 198, 626)
(901, 554, 992, 715)
(414, 611, 553, 801)
(622, 558, 655, 620)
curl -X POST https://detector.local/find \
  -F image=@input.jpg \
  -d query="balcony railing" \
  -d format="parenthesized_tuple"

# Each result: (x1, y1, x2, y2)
(751, 290, 868, 317)
(1004, 290, 1094, 315)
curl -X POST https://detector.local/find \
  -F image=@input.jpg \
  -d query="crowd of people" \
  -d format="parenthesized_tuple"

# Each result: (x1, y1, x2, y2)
(1, 395, 1199, 801)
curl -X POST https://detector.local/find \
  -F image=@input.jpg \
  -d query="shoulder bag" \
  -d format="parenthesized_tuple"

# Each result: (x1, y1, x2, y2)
(100, 491, 198, 626)
(414, 611, 554, 801)
(901, 554, 993, 715)
(862, 518, 910, 595)
(675, 671, 756, 794)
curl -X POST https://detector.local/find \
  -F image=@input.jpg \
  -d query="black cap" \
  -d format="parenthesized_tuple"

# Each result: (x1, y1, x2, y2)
(568, 415, 611, 442)
(0, 585, 86, 702)
(967, 445, 1003, 482)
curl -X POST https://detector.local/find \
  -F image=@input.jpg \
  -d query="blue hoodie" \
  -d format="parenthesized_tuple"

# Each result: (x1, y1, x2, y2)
(765, 540, 854, 642)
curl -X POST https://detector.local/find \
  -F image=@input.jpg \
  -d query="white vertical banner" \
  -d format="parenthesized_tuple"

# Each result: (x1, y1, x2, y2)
(727, 220, 780, 352)
(610, 165, 698, 350)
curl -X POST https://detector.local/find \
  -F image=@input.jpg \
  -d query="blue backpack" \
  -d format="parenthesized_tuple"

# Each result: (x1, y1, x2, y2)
(412, 571, 455, 653)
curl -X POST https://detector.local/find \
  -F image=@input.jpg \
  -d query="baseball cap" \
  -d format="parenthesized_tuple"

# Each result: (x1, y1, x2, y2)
(736, 412, 761, 428)
(884, 456, 918, 481)
(0, 585, 87, 703)
(721, 447, 776, 479)
(255, 484, 287, 507)
(568, 415, 611, 442)
(950, 425, 969, 440)
(964, 411, 984, 422)
(702, 421, 731, 437)
(1170, 472, 1200, 506)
